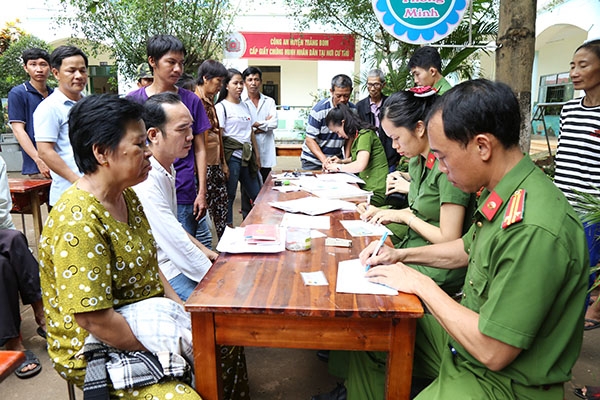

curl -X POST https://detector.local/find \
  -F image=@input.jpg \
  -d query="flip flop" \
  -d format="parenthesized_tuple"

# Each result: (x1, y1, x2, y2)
(36, 326, 47, 339)
(14, 349, 42, 379)
(574, 386, 600, 399)
(584, 319, 600, 330)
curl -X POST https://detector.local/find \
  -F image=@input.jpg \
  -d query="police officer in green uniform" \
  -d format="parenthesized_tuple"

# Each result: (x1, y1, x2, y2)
(351, 79, 589, 400)
(359, 88, 473, 295)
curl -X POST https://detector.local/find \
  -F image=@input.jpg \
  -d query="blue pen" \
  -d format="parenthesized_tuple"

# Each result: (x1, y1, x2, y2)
(365, 231, 388, 271)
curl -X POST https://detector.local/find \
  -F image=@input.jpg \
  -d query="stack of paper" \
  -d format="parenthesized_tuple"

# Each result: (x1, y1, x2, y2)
(293, 177, 372, 200)
(336, 259, 398, 295)
(269, 196, 354, 216)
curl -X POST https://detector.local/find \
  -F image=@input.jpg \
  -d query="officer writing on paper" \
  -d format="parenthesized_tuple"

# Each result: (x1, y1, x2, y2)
(348, 79, 589, 400)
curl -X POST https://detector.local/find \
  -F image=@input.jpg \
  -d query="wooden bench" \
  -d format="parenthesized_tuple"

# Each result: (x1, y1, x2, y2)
(0, 350, 25, 382)
(275, 143, 302, 157)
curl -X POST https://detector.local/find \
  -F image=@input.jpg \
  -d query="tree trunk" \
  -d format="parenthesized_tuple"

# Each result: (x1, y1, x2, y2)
(495, 0, 537, 153)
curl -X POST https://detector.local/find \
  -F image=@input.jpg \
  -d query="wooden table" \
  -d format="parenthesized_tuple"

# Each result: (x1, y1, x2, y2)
(185, 176, 424, 400)
(8, 178, 51, 241)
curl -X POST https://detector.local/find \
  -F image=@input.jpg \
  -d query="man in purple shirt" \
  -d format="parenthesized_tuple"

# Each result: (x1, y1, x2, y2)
(127, 35, 212, 249)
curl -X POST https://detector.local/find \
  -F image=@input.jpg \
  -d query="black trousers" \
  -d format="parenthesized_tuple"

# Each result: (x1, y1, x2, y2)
(0, 229, 41, 344)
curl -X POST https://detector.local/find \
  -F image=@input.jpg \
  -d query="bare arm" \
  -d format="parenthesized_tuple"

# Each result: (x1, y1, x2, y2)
(403, 203, 466, 244)
(193, 133, 208, 219)
(324, 150, 369, 173)
(305, 137, 328, 165)
(37, 142, 80, 183)
(359, 237, 469, 270)
(74, 308, 147, 352)
(10, 122, 51, 177)
(366, 264, 522, 371)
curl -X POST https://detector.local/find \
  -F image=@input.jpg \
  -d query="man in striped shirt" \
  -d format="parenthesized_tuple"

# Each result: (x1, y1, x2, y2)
(300, 74, 356, 170)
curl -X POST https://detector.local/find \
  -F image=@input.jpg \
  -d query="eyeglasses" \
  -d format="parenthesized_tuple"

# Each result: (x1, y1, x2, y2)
(366, 82, 382, 88)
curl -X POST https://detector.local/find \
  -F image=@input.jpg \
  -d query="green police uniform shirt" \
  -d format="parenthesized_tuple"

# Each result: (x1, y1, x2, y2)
(39, 185, 164, 385)
(455, 155, 588, 386)
(404, 152, 473, 293)
(351, 128, 388, 206)
(434, 76, 452, 95)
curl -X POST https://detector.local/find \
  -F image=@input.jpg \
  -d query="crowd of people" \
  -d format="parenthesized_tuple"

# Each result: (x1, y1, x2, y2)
(1, 33, 599, 400)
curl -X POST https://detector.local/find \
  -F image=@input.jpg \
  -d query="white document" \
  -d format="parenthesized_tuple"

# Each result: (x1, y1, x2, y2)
(340, 220, 393, 237)
(317, 172, 365, 184)
(216, 226, 286, 253)
(280, 213, 331, 230)
(269, 196, 348, 215)
(336, 259, 398, 295)
(292, 177, 372, 200)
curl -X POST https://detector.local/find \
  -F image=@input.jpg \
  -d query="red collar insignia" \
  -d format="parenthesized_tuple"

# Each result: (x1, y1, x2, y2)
(502, 189, 526, 229)
(425, 152, 436, 170)
(481, 190, 503, 221)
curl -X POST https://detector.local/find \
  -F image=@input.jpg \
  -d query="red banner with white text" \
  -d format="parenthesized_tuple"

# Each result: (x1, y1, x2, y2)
(224, 32, 355, 61)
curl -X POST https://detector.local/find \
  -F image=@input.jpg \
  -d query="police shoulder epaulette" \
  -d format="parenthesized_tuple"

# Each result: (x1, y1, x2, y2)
(502, 189, 526, 229)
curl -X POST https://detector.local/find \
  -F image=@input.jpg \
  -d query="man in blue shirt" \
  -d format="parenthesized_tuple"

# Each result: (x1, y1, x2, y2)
(8, 48, 53, 177)
(300, 74, 355, 170)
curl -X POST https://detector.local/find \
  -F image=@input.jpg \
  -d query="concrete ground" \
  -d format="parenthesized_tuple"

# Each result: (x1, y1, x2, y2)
(4, 137, 598, 400)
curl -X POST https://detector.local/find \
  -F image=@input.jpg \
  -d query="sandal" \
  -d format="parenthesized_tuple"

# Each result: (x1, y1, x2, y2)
(36, 326, 47, 339)
(574, 386, 600, 399)
(14, 349, 42, 379)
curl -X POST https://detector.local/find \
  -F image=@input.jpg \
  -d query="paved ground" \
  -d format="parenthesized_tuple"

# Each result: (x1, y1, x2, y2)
(4, 138, 598, 400)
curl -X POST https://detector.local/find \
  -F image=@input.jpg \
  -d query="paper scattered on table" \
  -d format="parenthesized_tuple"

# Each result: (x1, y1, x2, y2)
(311, 230, 327, 238)
(217, 226, 286, 253)
(340, 220, 393, 237)
(301, 271, 329, 286)
(269, 196, 349, 215)
(280, 213, 330, 230)
(272, 185, 301, 193)
(292, 177, 372, 200)
(336, 259, 398, 295)
(316, 172, 365, 184)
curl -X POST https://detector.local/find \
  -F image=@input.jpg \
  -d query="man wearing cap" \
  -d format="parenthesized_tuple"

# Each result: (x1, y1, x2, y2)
(136, 63, 154, 88)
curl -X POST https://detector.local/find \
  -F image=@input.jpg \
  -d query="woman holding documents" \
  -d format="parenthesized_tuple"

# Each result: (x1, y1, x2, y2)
(322, 103, 388, 206)
(357, 87, 473, 295)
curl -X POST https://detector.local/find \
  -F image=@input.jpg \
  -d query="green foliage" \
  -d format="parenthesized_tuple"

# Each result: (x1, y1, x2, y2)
(289, 0, 498, 92)
(55, 0, 235, 80)
(0, 34, 53, 99)
(0, 20, 27, 55)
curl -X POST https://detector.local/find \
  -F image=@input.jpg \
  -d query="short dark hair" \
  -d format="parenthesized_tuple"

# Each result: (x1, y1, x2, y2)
(50, 45, 88, 70)
(325, 103, 374, 137)
(242, 66, 262, 80)
(331, 74, 353, 91)
(216, 68, 242, 103)
(427, 79, 521, 149)
(146, 34, 186, 69)
(575, 39, 600, 61)
(143, 92, 183, 134)
(22, 48, 50, 65)
(381, 90, 439, 132)
(69, 95, 144, 174)
(197, 60, 228, 85)
(408, 46, 442, 72)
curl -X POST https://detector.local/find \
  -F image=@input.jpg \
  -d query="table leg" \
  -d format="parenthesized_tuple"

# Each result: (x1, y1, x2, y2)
(30, 192, 43, 242)
(386, 318, 417, 399)
(191, 312, 222, 400)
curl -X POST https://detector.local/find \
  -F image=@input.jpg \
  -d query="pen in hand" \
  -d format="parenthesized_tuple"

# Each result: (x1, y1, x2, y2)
(365, 231, 388, 271)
